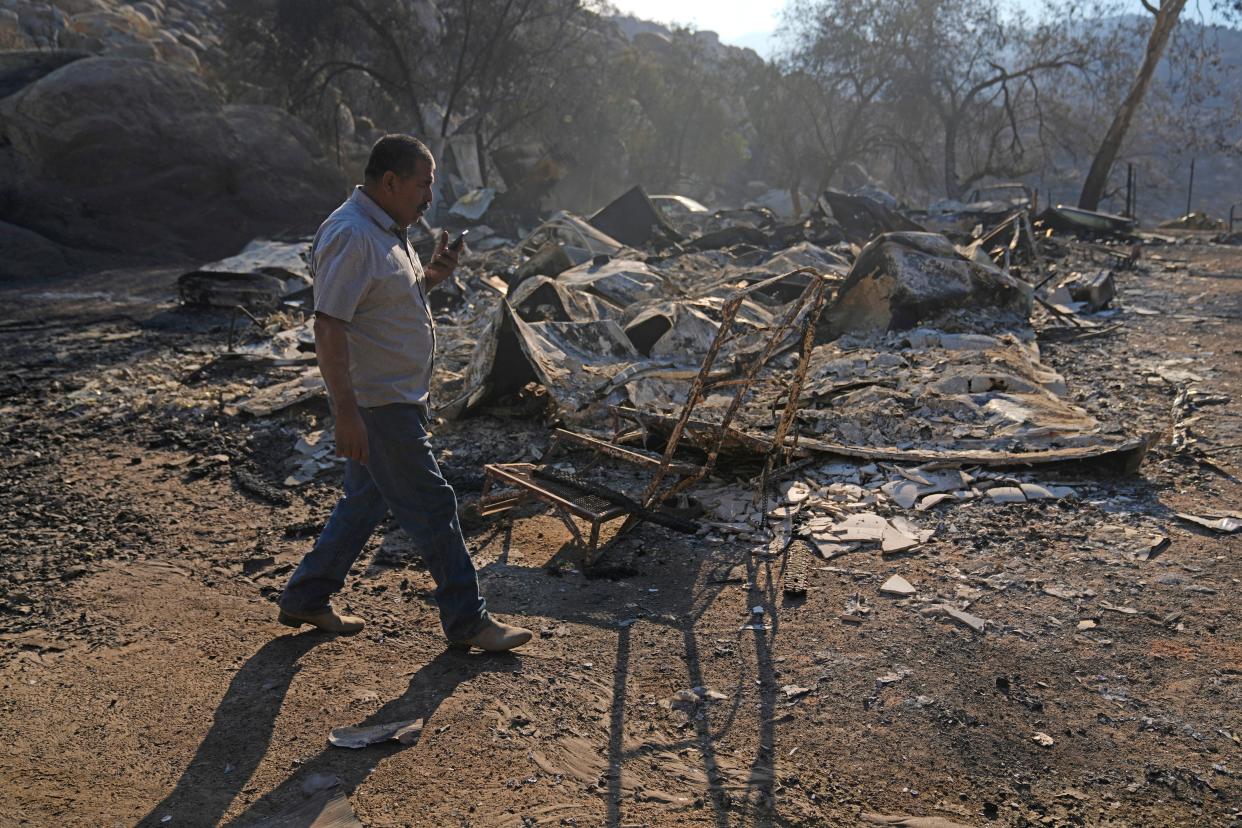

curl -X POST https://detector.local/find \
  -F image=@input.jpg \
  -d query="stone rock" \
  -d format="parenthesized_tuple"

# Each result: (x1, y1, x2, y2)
(0, 220, 73, 282)
(131, 2, 162, 24)
(175, 29, 205, 51)
(152, 37, 198, 70)
(67, 7, 156, 45)
(17, 3, 69, 48)
(0, 48, 90, 98)
(105, 38, 159, 61)
(0, 9, 25, 49)
(0, 56, 344, 264)
(824, 232, 1033, 336)
(46, 0, 110, 14)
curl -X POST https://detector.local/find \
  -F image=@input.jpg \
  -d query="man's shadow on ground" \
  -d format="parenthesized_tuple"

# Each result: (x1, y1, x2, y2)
(139, 503, 789, 828)
(137, 630, 521, 827)
(463, 517, 788, 828)
(136, 631, 325, 827)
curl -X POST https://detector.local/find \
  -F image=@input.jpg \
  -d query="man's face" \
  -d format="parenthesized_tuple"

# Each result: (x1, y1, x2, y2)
(383, 159, 435, 228)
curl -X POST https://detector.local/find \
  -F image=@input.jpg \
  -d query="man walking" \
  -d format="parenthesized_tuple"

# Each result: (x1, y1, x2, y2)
(278, 134, 531, 653)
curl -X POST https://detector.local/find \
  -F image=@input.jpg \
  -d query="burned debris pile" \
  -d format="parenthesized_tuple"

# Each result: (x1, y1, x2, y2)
(437, 191, 1151, 477)
(165, 183, 1195, 566)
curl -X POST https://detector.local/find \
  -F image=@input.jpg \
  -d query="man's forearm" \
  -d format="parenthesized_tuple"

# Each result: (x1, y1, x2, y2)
(314, 313, 359, 414)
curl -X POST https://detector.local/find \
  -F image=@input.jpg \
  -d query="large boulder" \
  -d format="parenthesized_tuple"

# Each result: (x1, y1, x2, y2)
(0, 56, 345, 267)
(0, 220, 74, 281)
(823, 232, 1032, 336)
(0, 48, 90, 97)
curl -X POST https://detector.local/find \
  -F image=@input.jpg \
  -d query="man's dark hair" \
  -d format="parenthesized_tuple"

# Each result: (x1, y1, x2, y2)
(364, 134, 434, 182)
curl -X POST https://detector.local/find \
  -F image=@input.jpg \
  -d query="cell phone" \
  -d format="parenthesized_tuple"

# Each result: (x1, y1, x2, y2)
(449, 230, 469, 251)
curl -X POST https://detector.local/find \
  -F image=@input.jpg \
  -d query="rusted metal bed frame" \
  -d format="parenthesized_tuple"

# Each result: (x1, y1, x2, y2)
(631, 267, 829, 510)
(479, 428, 700, 561)
(478, 267, 832, 562)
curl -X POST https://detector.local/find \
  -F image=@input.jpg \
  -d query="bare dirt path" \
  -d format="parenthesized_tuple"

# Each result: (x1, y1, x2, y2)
(1, 243, 1239, 827)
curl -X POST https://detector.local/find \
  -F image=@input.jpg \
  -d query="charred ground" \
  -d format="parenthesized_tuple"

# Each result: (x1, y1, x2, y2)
(0, 238, 1239, 827)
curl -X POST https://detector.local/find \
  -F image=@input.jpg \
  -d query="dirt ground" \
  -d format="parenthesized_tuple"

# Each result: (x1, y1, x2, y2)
(1, 240, 1240, 828)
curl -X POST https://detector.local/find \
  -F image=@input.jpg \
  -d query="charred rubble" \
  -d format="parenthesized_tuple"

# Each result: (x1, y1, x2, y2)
(157, 182, 1222, 570)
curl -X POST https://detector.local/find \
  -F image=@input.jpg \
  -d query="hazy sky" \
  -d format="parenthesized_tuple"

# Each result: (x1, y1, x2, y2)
(605, 0, 1236, 57)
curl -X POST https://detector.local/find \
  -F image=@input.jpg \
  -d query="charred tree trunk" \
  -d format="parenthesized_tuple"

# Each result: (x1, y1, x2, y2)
(943, 116, 962, 200)
(1078, 0, 1187, 211)
(789, 174, 803, 216)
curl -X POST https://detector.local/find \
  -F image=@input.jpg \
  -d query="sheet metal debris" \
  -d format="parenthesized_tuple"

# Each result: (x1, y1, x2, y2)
(587, 185, 680, 248)
(177, 238, 312, 310)
(235, 367, 325, 417)
(328, 718, 424, 749)
(1037, 205, 1137, 237)
(1175, 513, 1242, 534)
(879, 574, 917, 596)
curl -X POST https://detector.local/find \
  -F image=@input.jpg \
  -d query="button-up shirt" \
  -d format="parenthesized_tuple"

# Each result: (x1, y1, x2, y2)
(311, 187, 436, 411)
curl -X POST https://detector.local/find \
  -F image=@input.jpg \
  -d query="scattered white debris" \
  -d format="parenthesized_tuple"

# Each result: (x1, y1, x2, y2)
(987, 486, 1026, 504)
(922, 604, 987, 633)
(1019, 483, 1057, 500)
(832, 512, 889, 541)
(1176, 513, 1242, 534)
(879, 575, 917, 597)
(301, 772, 343, 795)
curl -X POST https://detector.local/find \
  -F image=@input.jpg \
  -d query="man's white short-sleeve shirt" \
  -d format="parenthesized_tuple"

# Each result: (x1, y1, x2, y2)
(312, 187, 436, 411)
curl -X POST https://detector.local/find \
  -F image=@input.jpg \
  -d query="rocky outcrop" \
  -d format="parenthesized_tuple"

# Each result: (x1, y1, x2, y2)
(3, 0, 222, 70)
(1, 56, 344, 279)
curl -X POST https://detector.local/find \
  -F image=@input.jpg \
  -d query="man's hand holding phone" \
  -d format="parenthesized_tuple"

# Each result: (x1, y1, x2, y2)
(426, 229, 466, 288)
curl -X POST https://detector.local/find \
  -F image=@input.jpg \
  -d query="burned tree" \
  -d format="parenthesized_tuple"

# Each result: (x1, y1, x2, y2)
(610, 29, 749, 193)
(783, 0, 1089, 199)
(220, 0, 601, 185)
(738, 63, 821, 215)
(1077, 0, 1188, 210)
(886, 0, 1087, 200)
(220, 0, 442, 137)
(435, 0, 598, 182)
(772, 0, 900, 195)
(1076, 0, 1240, 211)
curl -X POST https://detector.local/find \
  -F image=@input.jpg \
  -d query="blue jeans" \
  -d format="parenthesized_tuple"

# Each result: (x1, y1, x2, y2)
(280, 404, 488, 641)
